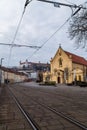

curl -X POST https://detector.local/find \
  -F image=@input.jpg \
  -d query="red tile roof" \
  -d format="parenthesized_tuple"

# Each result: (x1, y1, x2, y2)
(0, 66, 27, 76)
(65, 51, 87, 66)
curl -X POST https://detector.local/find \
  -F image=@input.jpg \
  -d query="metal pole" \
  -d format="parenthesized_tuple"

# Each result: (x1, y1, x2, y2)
(0, 58, 4, 86)
(37, 0, 86, 9)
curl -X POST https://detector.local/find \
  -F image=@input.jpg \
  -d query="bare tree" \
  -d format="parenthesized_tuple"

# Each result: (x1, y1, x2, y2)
(69, 8, 87, 49)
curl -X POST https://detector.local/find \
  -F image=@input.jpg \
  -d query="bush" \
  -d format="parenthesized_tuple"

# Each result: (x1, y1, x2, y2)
(79, 82, 87, 87)
(39, 81, 56, 86)
(72, 81, 87, 87)
(67, 83, 73, 86)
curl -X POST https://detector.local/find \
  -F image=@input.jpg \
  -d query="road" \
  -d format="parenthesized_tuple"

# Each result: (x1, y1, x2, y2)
(0, 82, 87, 130)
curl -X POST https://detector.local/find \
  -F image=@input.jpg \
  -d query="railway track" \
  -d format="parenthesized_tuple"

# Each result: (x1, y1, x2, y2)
(8, 84, 87, 130)
(0, 86, 40, 130)
(8, 87, 40, 130)
(14, 84, 87, 120)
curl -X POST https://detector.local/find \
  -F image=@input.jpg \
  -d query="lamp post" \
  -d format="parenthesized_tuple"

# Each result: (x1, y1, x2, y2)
(1, 58, 4, 65)
(0, 58, 4, 86)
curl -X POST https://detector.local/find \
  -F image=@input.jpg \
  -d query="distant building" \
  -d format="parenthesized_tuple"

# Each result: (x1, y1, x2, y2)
(19, 60, 50, 82)
(43, 46, 87, 84)
(20, 60, 50, 71)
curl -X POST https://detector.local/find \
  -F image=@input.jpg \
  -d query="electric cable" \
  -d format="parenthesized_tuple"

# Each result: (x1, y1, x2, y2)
(27, 16, 71, 60)
(7, 0, 85, 65)
(8, 11, 24, 66)
(8, 0, 32, 66)
(27, 5, 82, 60)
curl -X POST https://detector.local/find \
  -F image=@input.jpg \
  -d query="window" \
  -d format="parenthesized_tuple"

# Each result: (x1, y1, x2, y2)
(59, 58, 63, 67)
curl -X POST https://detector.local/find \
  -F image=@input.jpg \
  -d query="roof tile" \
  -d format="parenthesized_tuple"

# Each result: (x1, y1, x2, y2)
(65, 51, 87, 66)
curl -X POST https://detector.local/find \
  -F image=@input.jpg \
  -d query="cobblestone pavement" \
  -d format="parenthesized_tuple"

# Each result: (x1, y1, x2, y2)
(8, 82, 87, 130)
(0, 86, 36, 130)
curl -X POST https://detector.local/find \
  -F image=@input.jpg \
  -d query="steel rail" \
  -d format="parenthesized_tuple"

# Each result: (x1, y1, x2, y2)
(7, 87, 39, 130)
(9, 85, 87, 130)
(38, 102, 87, 130)
(31, 90, 87, 130)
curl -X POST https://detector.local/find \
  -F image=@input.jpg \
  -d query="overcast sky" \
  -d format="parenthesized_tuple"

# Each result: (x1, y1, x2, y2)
(0, 0, 87, 67)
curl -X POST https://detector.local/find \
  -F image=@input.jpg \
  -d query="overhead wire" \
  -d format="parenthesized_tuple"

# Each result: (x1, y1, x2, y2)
(8, 12, 24, 65)
(7, 0, 87, 64)
(27, 16, 71, 60)
(27, 8, 78, 60)
(10, 0, 32, 46)
(0, 42, 41, 49)
(8, 0, 32, 66)
(27, 0, 85, 60)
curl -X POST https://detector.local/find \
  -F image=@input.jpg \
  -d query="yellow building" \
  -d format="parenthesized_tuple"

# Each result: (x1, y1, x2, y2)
(43, 46, 87, 84)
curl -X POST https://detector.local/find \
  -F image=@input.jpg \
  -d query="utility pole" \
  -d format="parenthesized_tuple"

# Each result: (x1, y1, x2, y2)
(0, 58, 4, 86)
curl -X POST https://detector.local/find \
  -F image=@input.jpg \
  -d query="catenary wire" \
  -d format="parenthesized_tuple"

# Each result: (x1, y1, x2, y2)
(7, 0, 86, 64)
(27, 15, 73, 60)
(27, 2, 84, 60)
(8, 0, 32, 66)
(8, 12, 24, 66)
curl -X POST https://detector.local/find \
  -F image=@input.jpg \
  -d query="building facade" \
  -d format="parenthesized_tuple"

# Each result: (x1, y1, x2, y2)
(43, 46, 87, 84)
(0, 66, 28, 84)
(20, 60, 50, 72)
(19, 60, 50, 82)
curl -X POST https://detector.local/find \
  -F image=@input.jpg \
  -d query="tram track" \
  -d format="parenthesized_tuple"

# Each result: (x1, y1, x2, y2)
(15, 84, 87, 118)
(7, 87, 40, 130)
(17, 83, 87, 107)
(9, 84, 87, 130)
(0, 86, 40, 130)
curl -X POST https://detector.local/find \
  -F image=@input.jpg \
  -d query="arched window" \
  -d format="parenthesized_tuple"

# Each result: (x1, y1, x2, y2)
(59, 58, 63, 67)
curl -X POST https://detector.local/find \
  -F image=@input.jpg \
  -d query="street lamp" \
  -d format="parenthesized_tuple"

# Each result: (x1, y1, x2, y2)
(0, 58, 4, 86)
(1, 58, 4, 66)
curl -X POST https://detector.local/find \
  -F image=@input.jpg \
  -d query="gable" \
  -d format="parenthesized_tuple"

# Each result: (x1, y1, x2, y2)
(51, 47, 70, 63)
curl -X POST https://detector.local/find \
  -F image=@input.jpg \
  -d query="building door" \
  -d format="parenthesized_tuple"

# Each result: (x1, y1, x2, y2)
(57, 77, 60, 83)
